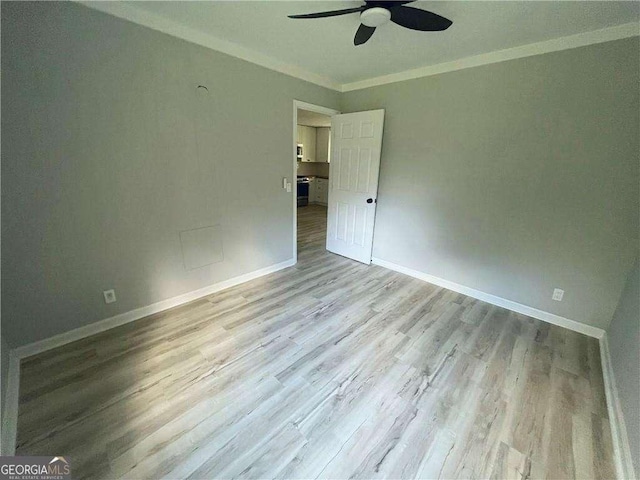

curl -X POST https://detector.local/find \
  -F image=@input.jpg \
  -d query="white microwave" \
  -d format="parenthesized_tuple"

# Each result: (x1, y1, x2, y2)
(296, 144, 303, 159)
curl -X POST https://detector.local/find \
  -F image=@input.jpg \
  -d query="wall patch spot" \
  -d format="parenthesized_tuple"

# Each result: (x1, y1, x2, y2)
(179, 225, 224, 270)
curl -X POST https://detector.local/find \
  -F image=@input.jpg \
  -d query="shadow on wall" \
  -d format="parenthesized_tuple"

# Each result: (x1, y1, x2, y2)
(1, 0, 339, 348)
(607, 258, 640, 478)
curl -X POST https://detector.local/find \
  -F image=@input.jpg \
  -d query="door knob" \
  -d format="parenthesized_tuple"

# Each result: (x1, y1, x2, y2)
(366, 198, 373, 204)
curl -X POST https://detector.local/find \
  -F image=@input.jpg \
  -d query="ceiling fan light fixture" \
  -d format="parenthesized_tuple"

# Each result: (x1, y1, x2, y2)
(288, 2, 452, 46)
(360, 7, 391, 27)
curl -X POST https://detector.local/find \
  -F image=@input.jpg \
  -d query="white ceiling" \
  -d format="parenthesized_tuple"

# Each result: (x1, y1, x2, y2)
(298, 109, 332, 127)
(89, 1, 640, 90)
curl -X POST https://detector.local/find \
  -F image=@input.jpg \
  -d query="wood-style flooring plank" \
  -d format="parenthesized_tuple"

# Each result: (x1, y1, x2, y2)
(16, 205, 616, 480)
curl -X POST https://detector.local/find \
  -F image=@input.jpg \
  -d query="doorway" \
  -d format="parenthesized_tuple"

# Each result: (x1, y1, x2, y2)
(292, 101, 339, 263)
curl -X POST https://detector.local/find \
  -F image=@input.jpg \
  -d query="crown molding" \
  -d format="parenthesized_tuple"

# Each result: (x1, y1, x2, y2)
(341, 22, 640, 92)
(77, 2, 638, 95)
(77, 1, 342, 92)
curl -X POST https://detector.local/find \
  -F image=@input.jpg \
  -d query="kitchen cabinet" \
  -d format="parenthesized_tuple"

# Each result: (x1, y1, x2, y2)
(297, 125, 316, 163)
(316, 127, 331, 163)
(317, 178, 328, 204)
(310, 177, 328, 205)
(309, 177, 317, 203)
(297, 125, 331, 163)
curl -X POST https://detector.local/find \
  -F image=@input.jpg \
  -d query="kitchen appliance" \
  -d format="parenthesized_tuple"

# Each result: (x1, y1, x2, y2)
(297, 176, 310, 207)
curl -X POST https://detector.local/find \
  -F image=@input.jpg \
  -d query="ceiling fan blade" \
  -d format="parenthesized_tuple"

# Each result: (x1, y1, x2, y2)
(390, 6, 452, 31)
(288, 7, 365, 19)
(354, 24, 376, 45)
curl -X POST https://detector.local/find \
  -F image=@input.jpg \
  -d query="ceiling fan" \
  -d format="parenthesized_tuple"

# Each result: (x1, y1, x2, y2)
(288, 1, 452, 46)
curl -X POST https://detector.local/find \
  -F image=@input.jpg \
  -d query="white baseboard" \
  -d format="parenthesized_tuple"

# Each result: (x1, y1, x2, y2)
(13, 259, 295, 360)
(371, 257, 605, 339)
(1, 352, 21, 456)
(599, 333, 637, 480)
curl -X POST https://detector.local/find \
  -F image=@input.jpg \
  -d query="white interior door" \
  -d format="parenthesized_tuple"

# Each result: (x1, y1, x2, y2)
(326, 110, 384, 264)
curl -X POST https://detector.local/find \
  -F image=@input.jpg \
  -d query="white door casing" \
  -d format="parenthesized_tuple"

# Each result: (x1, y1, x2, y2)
(326, 110, 385, 264)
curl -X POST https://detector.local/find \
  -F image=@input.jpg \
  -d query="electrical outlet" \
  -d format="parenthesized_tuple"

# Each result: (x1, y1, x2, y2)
(552, 288, 564, 302)
(103, 289, 117, 304)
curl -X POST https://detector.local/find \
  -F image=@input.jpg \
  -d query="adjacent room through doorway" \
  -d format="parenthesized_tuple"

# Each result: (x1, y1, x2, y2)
(293, 103, 386, 266)
(295, 106, 333, 257)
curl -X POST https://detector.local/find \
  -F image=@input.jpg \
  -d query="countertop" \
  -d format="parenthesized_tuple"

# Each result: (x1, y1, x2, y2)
(297, 175, 328, 180)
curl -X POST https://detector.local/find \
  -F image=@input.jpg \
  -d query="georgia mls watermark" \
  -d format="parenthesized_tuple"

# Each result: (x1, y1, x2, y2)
(0, 457, 71, 480)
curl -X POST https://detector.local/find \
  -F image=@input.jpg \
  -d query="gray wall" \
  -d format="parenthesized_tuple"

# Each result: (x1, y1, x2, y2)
(0, 334, 8, 424)
(342, 38, 639, 329)
(1, 2, 340, 347)
(608, 258, 640, 478)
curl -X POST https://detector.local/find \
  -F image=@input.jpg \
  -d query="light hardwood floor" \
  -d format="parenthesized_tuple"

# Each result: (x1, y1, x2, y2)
(17, 204, 615, 479)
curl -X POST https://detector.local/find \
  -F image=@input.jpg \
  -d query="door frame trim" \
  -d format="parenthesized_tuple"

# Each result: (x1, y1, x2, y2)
(292, 100, 340, 264)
